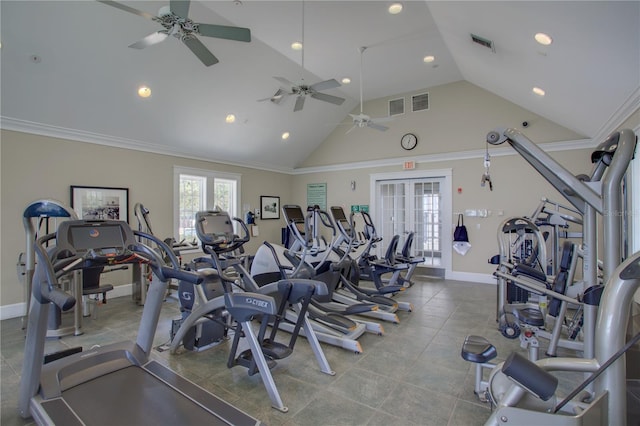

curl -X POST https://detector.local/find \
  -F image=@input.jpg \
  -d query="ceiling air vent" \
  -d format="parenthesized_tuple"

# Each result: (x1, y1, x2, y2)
(470, 33, 495, 53)
(412, 93, 429, 112)
(389, 97, 405, 116)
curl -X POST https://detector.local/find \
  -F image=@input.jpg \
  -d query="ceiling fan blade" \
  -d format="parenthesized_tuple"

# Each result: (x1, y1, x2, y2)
(197, 24, 251, 43)
(97, 1, 157, 20)
(273, 76, 296, 88)
(129, 31, 169, 49)
(310, 92, 346, 106)
(257, 89, 287, 104)
(294, 96, 305, 112)
(367, 121, 389, 132)
(170, 0, 190, 19)
(271, 89, 287, 104)
(310, 79, 341, 92)
(182, 36, 219, 66)
(345, 124, 358, 135)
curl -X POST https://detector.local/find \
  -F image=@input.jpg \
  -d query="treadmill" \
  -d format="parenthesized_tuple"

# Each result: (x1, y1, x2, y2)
(18, 219, 262, 425)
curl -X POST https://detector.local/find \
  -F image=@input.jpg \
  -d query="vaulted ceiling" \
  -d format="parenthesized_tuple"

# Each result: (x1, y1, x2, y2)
(1, 1, 638, 172)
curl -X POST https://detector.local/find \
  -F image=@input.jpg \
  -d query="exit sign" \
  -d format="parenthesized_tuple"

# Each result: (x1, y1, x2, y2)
(403, 161, 416, 170)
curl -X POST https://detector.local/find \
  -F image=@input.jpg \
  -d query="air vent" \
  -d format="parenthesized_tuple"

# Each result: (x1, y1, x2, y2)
(470, 33, 495, 53)
(412, 93, 429, 112)
(389, 97, 405, 116)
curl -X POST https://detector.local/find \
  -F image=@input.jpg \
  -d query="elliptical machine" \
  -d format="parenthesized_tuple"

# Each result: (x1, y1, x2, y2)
(168, 209, 336, 412)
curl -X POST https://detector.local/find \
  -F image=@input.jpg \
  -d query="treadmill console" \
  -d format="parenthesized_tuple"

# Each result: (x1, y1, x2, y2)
(56, 220, 135, 259)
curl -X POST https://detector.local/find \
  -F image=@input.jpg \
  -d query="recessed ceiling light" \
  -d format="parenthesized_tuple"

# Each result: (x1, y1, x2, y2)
(341, 77, 351, 84)
(291, 41, 303, 51)
(282, 132, 290, 140)
(532, 86, 546, 96)
(423, 55, 435, 63)
(534, 32, 553, 46)
(225, 114, 236, 124)
(388, 3, 403, 14)
(137, 86, 151, 98)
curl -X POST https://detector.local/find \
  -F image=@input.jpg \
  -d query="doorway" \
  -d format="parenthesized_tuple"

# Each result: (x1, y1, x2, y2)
(370, 169, 452, 278)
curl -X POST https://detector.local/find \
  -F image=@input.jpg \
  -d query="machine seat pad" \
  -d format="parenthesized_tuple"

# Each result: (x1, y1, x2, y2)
(461, 335, 497, 363)
(513, 264, 547, 283)
(514, 307, 545, 326)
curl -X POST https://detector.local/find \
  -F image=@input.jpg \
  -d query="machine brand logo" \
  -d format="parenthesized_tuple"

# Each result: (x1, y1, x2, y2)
(89, 229, 100, 238)
(245, 297, 269, 308)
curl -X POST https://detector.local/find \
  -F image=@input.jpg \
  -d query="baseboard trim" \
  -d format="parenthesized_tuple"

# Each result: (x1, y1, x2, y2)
(0, 284, 133, 321)
(446, 270, 496, 285)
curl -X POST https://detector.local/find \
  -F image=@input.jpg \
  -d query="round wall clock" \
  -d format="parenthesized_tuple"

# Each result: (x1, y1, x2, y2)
(401, 133, 418, 150)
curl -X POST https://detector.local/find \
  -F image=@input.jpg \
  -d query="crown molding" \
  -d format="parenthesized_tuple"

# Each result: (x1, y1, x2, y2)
(592, 86, 640, 143)
(0, 116, 606, 176)
(291, 137, 593, 175)
(0, 117, 295, 174)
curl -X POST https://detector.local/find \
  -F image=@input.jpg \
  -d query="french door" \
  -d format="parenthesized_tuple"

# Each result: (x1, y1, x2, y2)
(371, 169, 452, 277)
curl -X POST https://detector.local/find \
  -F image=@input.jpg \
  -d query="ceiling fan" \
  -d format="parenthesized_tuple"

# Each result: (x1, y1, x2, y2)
(258, 1, 345, 112)
(347, 46, 393, 133)
(97, 0, 251, 67)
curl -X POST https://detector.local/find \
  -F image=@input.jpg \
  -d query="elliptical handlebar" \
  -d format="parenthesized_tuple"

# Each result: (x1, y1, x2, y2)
(313, 207, 337, 237)
(195, 211, 250, 255)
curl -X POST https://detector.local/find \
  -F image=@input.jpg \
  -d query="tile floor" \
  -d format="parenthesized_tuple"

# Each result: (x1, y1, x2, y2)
(1, 276, 580, 426)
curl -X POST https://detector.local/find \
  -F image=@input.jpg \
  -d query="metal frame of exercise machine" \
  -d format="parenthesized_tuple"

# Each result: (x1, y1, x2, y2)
(18, 218, 262, 425)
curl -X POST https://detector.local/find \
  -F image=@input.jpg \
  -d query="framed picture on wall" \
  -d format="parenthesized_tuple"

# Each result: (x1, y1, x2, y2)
(70, 185, 129, 222)
(260, 196, 280, 220)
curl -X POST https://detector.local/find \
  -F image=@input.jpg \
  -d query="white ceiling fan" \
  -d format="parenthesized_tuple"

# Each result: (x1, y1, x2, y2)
(259, 1, 345, 112)
(97, 0, 251, 67)
(347, 46, 393, 133)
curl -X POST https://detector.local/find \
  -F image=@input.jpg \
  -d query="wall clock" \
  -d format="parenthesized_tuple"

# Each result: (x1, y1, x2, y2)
(401, 133, 418, 150)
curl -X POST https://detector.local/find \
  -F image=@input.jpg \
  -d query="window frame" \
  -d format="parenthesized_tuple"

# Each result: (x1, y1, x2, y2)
(173, 166, 242, 245)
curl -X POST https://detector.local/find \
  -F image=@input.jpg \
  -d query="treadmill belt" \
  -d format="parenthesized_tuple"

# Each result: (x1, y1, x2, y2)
(62, 366, 232, 426)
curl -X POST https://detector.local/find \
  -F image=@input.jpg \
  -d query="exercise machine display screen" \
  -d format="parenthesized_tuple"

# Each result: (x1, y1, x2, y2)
(283, 206, 306, 234)
(69, 224, 125, 254)
(198, 213, 234, 241)
(330, 207, 352, 234)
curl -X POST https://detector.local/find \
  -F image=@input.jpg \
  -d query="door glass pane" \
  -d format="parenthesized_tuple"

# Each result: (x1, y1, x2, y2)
(377, 178, 443, 268)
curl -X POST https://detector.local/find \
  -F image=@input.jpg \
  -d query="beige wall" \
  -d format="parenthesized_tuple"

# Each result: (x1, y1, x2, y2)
(289, 149, 593, 277)
(301, 81, 584, 168)
(0, 130, 292, 310)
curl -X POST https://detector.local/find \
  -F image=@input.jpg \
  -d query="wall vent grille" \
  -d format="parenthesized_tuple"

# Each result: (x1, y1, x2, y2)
(389, 97, 405, 116)
(470, 33, 495, 52)
(412, 93, 429, 112)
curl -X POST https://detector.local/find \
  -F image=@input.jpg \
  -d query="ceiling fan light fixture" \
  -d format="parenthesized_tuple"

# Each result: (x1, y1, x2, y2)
(423, 55, 435, 63)
(291, 41, 303, 51)
(534, 32, 553, 46)
(157, 5, 171, 17)
(225, 114, 236, 123)
(137, 86, 151, 98)
(341, 77, 351, 84)
(532, 86, 546, 97)
(388, 3, 403, 14)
